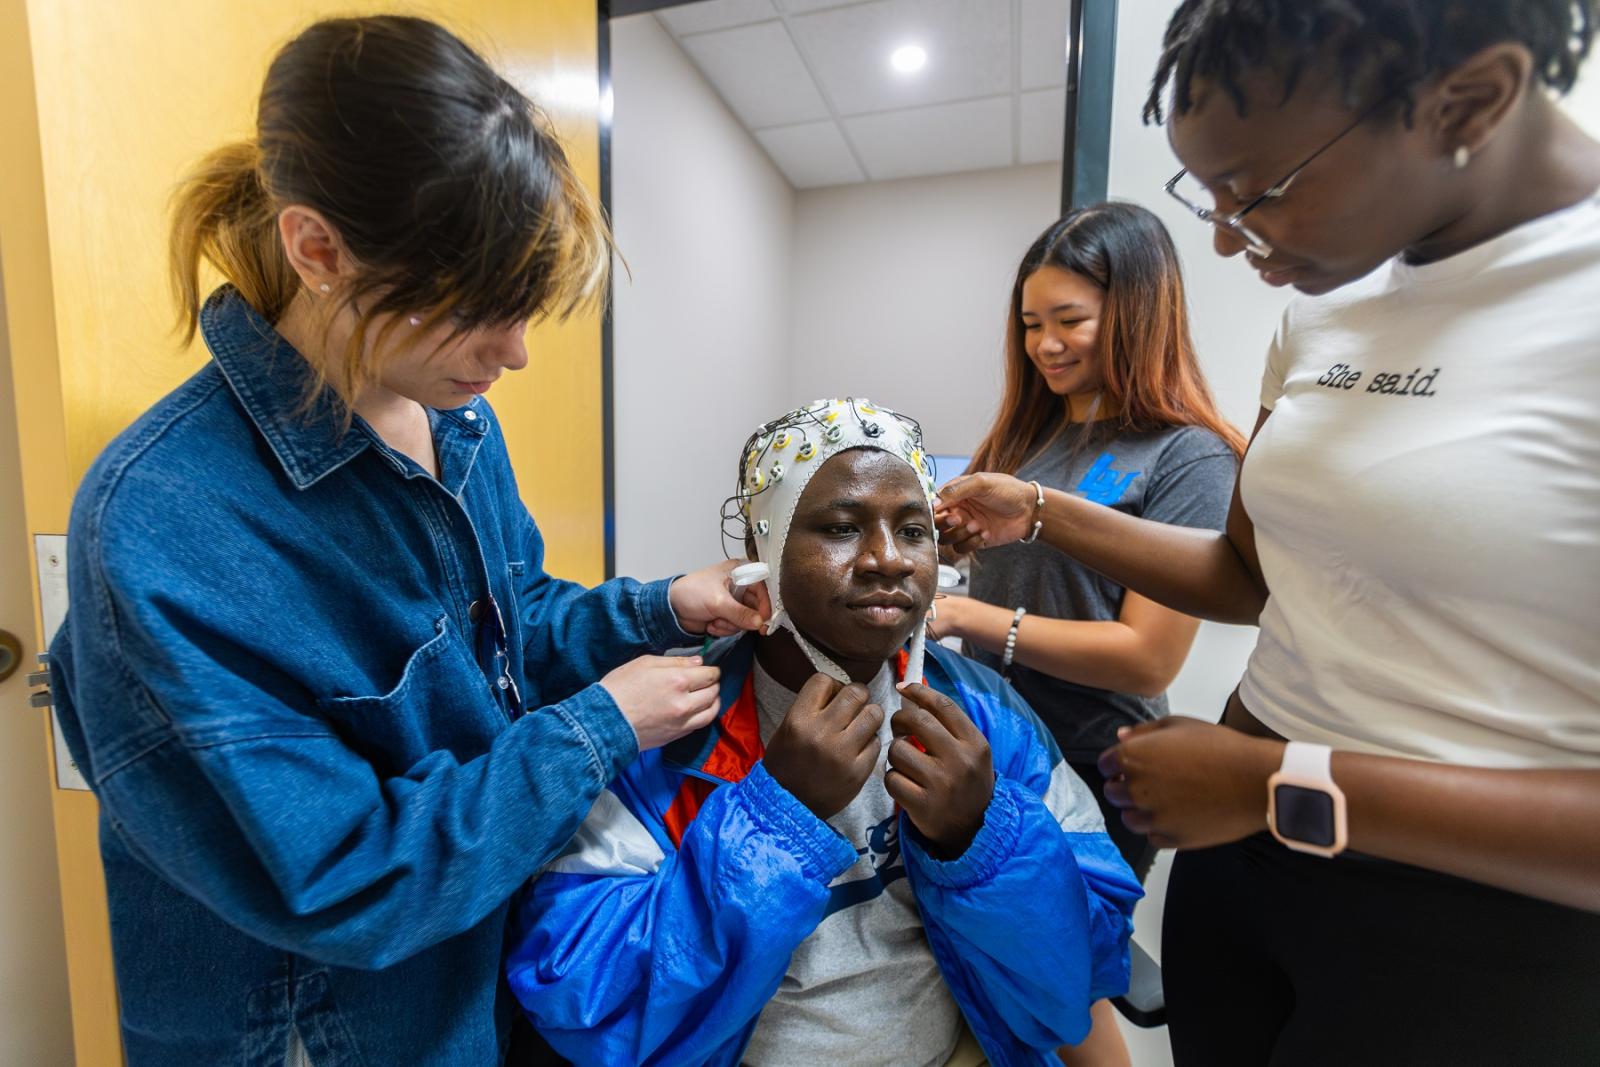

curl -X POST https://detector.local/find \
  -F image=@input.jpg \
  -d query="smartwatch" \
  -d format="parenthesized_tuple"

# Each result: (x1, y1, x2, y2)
(1267, 741, 1348, 857)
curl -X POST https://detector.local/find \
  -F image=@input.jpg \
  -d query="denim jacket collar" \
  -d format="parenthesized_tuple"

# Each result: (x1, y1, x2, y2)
(199, 287, 490, 491)
(201, 286, 372, 490)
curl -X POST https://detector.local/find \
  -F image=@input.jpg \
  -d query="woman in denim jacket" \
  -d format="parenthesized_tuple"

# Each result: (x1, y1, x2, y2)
(46, 16, 764, 1066)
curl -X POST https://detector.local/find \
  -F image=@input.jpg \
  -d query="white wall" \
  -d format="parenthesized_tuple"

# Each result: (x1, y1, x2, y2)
(610, 13, 796, 580)
(787, 163, 1062, 455)
(0, 269, 74, 1063)
(1568, 54, 1600, 137)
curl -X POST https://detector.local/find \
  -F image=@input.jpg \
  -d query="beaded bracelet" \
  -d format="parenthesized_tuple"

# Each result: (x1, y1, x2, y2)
(1001, 606, 1027, 676)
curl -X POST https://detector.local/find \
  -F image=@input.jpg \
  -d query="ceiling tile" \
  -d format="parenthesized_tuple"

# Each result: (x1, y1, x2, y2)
(679, 21, 831, 128)
(787, 0, 1011, 116)
(844, 96, 1013, 181)
(1018, 88, 1065, 164)
(1019, 0, 1071, 90)
(755, 121, 866, 188)
(656, 0, 779, 37)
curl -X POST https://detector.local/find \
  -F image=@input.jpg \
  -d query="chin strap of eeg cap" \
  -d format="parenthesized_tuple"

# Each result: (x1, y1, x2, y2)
(733, 398, 941, 685)
(730, 560, 853, 680)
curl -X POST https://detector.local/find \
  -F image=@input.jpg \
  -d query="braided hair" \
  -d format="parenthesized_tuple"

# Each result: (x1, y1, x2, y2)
(1144, 0, 1598, 124)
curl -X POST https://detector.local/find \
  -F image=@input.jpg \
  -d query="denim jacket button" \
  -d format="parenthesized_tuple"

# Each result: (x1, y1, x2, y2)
(468, 600, 485, 623)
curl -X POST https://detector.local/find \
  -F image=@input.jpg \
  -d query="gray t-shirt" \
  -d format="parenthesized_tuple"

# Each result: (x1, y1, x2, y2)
(742, 660, 963, 1067)
(966, 423, 1237, 760)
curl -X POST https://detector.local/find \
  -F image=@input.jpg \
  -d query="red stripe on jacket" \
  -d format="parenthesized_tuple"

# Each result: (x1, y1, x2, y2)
(664, 674, 763, 847)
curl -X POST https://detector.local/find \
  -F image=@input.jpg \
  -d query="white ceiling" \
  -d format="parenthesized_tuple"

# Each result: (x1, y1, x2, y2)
(653, 0, 1070, 189)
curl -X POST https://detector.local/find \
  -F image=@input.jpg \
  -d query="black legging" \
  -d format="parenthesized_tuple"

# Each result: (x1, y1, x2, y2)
(1162, 832, 1600, 1066)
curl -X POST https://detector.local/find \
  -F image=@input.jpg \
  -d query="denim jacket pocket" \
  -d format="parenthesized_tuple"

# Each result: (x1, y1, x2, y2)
(316, 615, 502, 774)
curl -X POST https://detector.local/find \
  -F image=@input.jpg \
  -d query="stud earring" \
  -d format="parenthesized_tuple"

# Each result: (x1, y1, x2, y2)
(408, 316, 422, 327)
(1453, 145, 1471, 170)
(318, 283, 331, 293)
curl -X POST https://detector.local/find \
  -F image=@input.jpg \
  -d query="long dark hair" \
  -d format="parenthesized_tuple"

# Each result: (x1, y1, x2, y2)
(968, 202, 1245, 476)
(169, 15, 610, 404)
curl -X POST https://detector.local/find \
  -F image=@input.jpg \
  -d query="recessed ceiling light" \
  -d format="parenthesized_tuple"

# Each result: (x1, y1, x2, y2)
(890, 44, 927, 74)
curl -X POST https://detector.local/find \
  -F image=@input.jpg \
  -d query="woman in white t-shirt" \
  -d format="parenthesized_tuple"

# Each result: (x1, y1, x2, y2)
(937, 2, 1600, 1064)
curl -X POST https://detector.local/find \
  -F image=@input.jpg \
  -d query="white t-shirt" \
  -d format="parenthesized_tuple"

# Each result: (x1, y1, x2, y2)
(1238, 192, 1600, 770)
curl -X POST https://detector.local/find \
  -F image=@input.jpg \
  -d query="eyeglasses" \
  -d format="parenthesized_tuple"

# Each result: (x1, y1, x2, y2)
(1163, 90, 1401, 259)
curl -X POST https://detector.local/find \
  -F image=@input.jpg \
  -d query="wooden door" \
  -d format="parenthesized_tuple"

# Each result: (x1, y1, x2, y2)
(0, 2, 606, 1061)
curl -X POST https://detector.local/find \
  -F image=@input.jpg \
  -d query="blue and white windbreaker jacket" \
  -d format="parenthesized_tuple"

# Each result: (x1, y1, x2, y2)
(506, 636, 1142, 1066)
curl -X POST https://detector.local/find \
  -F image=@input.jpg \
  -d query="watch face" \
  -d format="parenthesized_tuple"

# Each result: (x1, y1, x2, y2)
(1274, 784, 1336, 848)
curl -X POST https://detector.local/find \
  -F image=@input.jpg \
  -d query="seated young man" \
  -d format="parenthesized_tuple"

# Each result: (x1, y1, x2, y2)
(507, 399, 1142, 1066)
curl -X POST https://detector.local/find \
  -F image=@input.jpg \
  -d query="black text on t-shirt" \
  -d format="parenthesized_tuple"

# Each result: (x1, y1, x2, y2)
(1316, 363, 1440, 397)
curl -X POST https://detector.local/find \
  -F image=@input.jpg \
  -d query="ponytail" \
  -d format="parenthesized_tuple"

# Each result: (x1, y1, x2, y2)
(168, 140, 297, 343)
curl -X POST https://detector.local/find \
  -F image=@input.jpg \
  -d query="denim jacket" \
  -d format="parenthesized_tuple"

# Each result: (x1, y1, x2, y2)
(48, 287, 685, 1066)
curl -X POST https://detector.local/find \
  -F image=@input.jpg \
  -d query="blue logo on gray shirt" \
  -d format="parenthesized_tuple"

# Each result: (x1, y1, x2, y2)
(1077, 453, 1141, 505)
(822, 815, 905, 918)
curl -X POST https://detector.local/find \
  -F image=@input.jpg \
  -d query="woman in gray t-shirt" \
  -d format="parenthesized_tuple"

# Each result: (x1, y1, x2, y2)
(928, 204, 1240, 1065)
